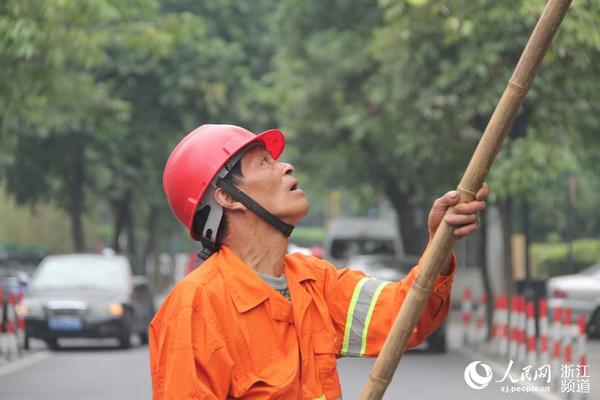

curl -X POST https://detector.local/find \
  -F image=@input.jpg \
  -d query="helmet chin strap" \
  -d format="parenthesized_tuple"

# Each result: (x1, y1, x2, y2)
(195, 143, 294, 261)
(216, 178, 295, 237)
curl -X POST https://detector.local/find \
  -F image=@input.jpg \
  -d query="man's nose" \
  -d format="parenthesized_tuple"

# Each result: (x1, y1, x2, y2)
(280, 162, 294, 175)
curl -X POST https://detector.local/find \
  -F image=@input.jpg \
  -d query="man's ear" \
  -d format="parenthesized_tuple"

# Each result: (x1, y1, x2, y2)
(214, 187, 246, 211)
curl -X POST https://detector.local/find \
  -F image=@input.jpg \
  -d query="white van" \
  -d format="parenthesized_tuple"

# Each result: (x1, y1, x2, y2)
(323, 217, 406, 267)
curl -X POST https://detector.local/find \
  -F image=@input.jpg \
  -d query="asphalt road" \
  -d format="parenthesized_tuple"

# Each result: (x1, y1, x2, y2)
(0, 338, 151, 400)
(338, 351, 544, 399)
(0, 314, 595, 399)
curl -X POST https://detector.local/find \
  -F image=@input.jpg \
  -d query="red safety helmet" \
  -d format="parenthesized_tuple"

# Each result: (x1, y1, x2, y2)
(163, 124, 285, 241)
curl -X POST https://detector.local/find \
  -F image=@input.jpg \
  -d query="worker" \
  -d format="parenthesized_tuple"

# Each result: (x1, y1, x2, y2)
(150, 124, 488, 399)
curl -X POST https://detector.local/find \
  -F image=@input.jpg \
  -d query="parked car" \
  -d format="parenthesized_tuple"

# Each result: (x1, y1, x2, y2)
(23, 254, 155, 349)
(345, 254, 447, 353)
(0, 245, 50, 281)
(0, 244, 49, 296)
(288, 243, 313, 256)
(323, 217, 408, 267)
(547, 262, 600, 339)
(345, 254, 414, 281)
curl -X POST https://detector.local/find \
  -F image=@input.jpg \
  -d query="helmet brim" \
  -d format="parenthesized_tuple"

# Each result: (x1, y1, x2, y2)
(254, 129, 285, 160)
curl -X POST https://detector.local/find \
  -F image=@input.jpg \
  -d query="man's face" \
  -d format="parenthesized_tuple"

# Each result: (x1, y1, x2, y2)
(236, 146, 309, 225)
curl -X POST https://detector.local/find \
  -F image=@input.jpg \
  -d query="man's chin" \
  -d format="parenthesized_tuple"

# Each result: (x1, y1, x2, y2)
(285, 203, 310, 226)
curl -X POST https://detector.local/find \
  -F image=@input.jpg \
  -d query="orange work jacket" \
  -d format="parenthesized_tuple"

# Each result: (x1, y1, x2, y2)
(149, 245, 456, 399)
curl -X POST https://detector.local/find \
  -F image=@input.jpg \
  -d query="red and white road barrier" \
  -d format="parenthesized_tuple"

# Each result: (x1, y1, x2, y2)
(576, 314, 588, 376)
(517, 296, 527, 365)
(493, 295, 509, 356)
(551, 307, 563, 387)
(538, 299, 550, 366)
(462, 288, 592, 396)
(508, 295, 519, 360)
(563, 308, 573, 366)
(0, 287, 5, 360)
(0, 288, 27, 362)
(461, 287, 473, 346)
(526, 301, 537, 366)
(1, 291, 19, 361)
(577, 313, 590, 400)
(456, 288, 595, 399)
(472, 292, 488, 346)
(6, 292, 16, 336)
(507, 295, 525, 364)
(16, 291, 26, 352)
(504, 295, 527, 365)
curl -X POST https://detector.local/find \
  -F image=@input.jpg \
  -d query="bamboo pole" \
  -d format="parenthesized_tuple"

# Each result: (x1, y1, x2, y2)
(360, 0, 573, 398)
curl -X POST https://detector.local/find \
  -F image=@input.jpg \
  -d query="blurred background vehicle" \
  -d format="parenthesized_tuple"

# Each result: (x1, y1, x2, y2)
(345, 254, 413, 281)
(547, 262, 600, 338)
(0, 244, 50, 293)
(345, 254, 447, 353)
(23, 253, 154, 350)
(288, 243, 314, 256)
(323, 217, 413, 268)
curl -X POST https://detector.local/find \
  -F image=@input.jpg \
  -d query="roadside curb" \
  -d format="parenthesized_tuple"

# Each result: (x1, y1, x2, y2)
(0, 351, 51, 378)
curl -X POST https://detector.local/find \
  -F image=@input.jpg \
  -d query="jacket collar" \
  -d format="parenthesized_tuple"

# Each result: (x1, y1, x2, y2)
(215, 246, 316, 313)
(216, 246, 271, 313)
(284, 253, 318, 283)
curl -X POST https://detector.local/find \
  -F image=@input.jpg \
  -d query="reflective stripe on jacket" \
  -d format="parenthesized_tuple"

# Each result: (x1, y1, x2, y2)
(149, 245, 456, 399)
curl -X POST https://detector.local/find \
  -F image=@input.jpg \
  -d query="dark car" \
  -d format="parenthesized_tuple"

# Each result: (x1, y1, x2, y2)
(0, 244, 50, 298)
(23, 254, 154, 349)
(346, 254, 447, 353)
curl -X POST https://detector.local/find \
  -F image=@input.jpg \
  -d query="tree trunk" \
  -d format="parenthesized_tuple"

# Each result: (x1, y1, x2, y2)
(70, 140, 86, 252)
(498, 198, 515, 297)
(111, 190, 133, 254)
(565, 172, 576, 274)
(478, 213, 494, 339)
(142, 205, 160, 276)
(382, 184, 427, 255)
(111, 197, 126, 253)
(125, 196, 136, 272)
(357, 136, 428, 255)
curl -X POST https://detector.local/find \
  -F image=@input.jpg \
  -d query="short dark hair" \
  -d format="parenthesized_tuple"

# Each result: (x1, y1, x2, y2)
(191, 159, 243, 245)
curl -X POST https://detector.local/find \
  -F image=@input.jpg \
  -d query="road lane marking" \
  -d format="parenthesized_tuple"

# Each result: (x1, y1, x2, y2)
(0, 351, 51, 377)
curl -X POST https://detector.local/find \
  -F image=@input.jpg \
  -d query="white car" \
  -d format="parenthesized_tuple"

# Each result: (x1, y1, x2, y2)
(547, 263, 600, 338)
(287, 243, 313, 256)
(323, 217, 406, 268)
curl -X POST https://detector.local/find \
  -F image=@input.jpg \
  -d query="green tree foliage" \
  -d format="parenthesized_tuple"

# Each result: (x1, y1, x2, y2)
(0, 0, 133, 251)
(271, 0, 600, 251)
(1, 0, 599, 274)
(0, 0, 285, 268)
(95, 0, 283, 269)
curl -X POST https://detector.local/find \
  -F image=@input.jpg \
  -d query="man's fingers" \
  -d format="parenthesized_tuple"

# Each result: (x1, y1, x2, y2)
(429, 183, 487, 239)
(476, 182, 489, 201)
(444, 213, 477, 226)
(432, 190, 459, 210)
(454, 223, 478, 238)
(454, 200, 486, 214)
(435, 184, 487, 213)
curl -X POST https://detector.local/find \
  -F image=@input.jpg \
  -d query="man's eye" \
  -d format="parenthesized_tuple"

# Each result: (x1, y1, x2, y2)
(262, 156, 269, 164)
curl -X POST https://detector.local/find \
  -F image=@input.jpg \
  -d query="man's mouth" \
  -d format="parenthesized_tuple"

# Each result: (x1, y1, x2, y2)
(290, 181, 299, 191)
